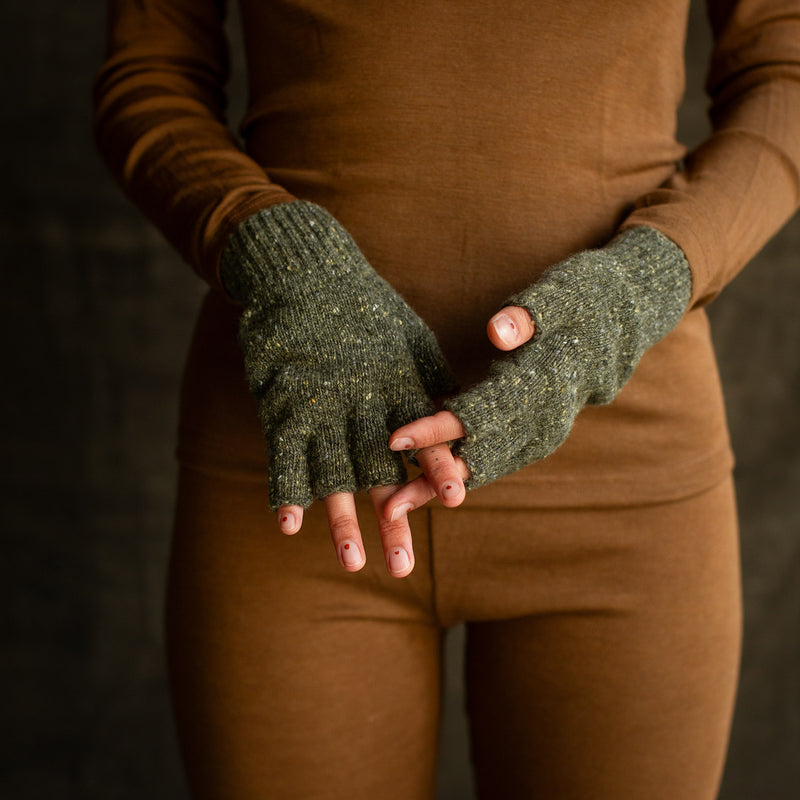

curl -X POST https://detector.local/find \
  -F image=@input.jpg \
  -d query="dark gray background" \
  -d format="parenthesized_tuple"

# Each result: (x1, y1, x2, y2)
(2, 2, 797, 798)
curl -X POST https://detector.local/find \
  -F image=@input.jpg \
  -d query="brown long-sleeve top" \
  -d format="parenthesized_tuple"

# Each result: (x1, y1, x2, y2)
(94, 0, 800, 508)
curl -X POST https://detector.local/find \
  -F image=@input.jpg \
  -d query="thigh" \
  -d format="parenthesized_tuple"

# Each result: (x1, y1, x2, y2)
(166, 464, 441, 800)
(464, 479, 742, 800)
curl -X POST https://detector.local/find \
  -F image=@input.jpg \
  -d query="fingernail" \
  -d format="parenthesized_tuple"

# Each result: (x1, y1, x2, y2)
(388, 546, 411, 574)
(279, 511, 299, 534)
(389, 502, 414, 522)
(491, 313, 518, 346)
(441, 482, 462, 501)
(391, 437, 415, 451)
(340, 540, 364, 568)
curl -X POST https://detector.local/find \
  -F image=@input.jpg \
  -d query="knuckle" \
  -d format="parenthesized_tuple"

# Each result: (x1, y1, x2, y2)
(420, 447, 455, 477)
(327, 513, 358, 539)
(379, 518, 410, 539)
(428, 463, 457, 485)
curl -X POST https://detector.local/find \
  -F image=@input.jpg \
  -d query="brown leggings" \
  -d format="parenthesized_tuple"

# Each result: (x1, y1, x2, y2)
(166, 465, 741, 800)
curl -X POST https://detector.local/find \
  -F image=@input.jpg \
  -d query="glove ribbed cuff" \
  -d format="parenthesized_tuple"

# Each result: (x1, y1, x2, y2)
(220, 201, 363, 304)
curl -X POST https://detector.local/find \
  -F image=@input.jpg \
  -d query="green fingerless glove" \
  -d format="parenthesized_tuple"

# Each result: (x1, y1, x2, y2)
(220, 201, 456, 510)
(444, 226, 693, 488)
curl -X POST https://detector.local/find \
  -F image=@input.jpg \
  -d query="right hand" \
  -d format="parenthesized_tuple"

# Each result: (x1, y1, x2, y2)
(222, 202, 456, 574)
(387, 227, 691, 508)
(275, 485, 421, 579)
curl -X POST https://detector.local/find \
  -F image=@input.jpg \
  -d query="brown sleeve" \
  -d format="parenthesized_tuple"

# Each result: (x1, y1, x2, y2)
(92, 0, 294, 289)
(620, 0, 800, 307)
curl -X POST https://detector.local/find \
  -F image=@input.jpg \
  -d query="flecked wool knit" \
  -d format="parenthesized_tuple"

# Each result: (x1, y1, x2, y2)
(220, 201, 456, 509)
(94, 0, 800, 507)
(445, 227, 692, 488)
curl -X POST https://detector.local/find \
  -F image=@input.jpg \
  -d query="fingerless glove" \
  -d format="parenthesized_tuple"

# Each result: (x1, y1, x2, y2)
(444, 226, 693, 488)
(221, 201, 456, 509)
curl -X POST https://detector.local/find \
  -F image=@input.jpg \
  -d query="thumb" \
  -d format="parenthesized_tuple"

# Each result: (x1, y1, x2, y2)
(487, 306, 535, 351)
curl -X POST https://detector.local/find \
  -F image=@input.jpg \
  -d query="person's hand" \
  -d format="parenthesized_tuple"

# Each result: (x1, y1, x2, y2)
(275, 485, 419, 577)
(384, 227, 693, 521)
(383, 307, 534, 520)
(273, 305, 535, 575)
(220, 201, 456, 576)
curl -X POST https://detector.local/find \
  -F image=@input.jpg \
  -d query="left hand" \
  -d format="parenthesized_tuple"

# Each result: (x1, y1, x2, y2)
(383, 306, 535, 522)
(384, 227, 692, 524)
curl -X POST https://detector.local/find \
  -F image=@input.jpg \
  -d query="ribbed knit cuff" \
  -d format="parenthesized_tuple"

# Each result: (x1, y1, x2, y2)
(219, 201, 360, 304)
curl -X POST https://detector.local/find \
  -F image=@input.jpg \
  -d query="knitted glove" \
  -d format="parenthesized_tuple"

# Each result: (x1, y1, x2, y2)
(220, 201, 456, 510)
(444, 226, 692, 488)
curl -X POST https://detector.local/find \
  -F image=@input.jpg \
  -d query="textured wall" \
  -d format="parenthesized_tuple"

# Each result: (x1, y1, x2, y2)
(1, 2, 797, 798)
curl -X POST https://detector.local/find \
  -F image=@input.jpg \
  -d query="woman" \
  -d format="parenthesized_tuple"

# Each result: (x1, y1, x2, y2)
(94, 1, 800, 797)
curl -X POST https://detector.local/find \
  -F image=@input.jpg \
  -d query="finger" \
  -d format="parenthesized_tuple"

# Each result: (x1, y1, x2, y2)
(487, 306, 535, 351)
(277, 504, 304, 535)
(323, 492, 367, 572)
(369, 485, 415, 578)
(415, 443, 465, 508)
(383, 475, 438, 522)
(383, 457, 471, 522)
(389, 410, 466, 452)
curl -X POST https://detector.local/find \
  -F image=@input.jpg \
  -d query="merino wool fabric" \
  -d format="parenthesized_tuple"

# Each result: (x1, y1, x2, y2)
(220, 201, 456, 509)
(446, 227, 693, 488)
(166, 464, 741, 799)
(93, 0, 800, 508)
